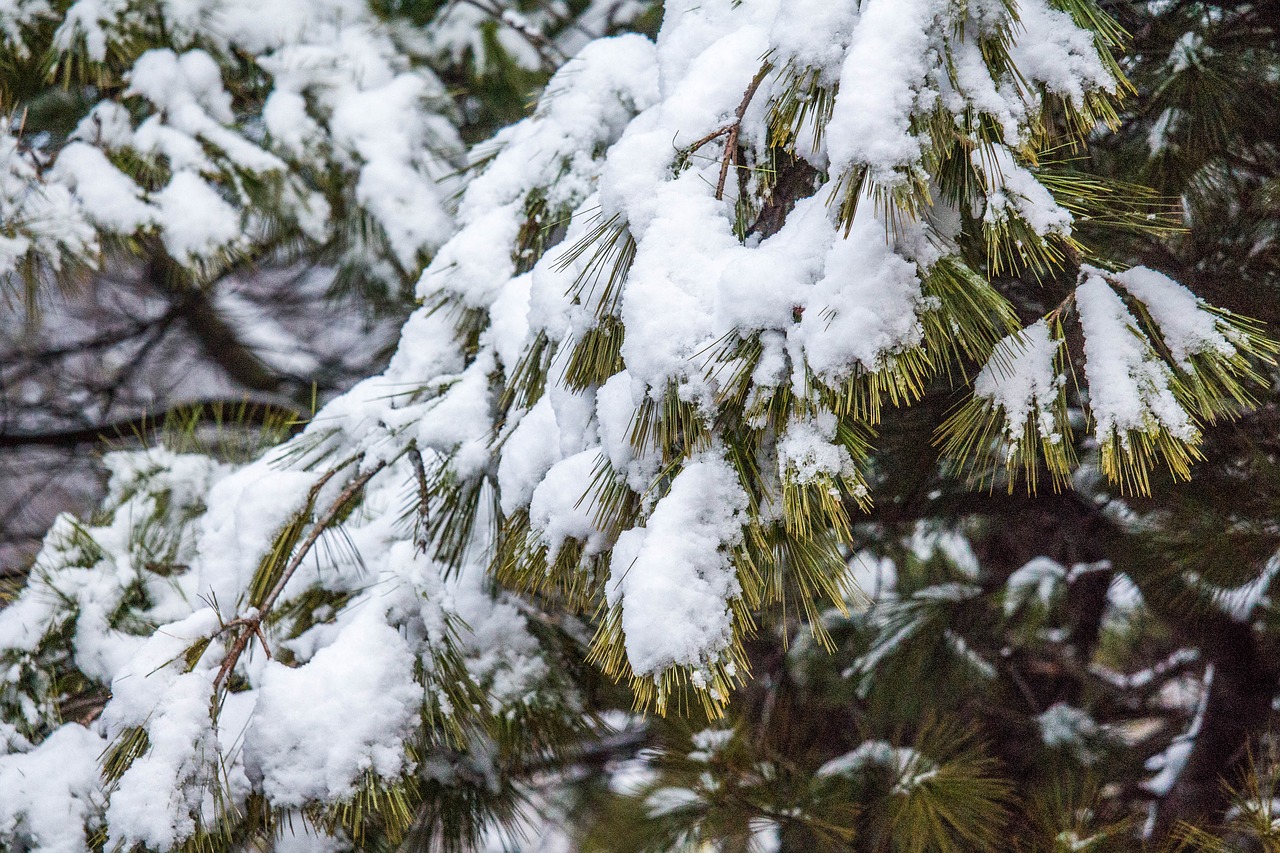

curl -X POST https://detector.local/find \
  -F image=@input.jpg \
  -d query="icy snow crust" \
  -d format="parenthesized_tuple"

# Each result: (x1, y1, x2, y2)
(0, 1, 1260, 849)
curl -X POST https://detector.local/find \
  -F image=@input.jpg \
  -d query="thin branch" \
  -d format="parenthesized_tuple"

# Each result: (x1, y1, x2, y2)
(0, 399, 305, 449)
(716, 66, 771, 201)
(675, 66, 773, 201)
(2, 309, 173, 362)
(685, 124, 734, 155)
(214, 457, 389, 688)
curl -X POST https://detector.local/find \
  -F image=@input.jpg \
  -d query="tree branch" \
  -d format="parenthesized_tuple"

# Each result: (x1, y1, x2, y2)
(214, 457, 389, 688)
(676, 66, 772, 201)
(715, 66, 770, 200)
(144, 244, 291, 395)
(0, 399, 305, 449)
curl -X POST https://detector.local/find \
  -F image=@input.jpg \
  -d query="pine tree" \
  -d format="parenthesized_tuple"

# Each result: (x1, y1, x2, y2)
(0, 1, 1277, 851)
(0, 0, 660, 578)
(0, 0, 655, 307)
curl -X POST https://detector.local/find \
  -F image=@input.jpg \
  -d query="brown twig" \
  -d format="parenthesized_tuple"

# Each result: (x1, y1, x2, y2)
(715, 66, 771, 201)
(213, 458, 389, 688)
(685, 124, 734, 155)
(677, 66, 773, 201)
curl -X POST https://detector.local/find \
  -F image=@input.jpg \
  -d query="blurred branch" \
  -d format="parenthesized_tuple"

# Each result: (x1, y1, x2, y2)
(0, 399, 306, 449)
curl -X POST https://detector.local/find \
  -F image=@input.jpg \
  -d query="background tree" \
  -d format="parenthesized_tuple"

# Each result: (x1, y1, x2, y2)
(0, 0, 657, 566)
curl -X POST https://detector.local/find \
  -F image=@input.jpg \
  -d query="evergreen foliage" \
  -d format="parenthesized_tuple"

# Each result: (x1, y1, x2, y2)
(2, 1, 1280, 851)
(0, 0, 653, 308)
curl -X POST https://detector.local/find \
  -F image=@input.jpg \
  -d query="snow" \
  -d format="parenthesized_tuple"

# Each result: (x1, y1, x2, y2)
(127, 49, 234, 128)
(1037, 702, 1102, 764)
(607, 454, 749, 679)
(688, 727, 734, 761)
(767, 0, 856, 85)
(126, 48, 286, 180)
(1196, 553, 1280, 621)
(615, 178, 738, 390)
(1095, 648, 1198, 693)
(530, 450, 612, 560)
(82, 606, 226, 851)
(53, 0, 127, 61)
(192, 464, 324, 615)
(595, 370, 660, 493)
(152, 171, 245, 264)
(778, 410, 857, 485)
(497, 397, 563, 515)
(817, 740, 932, 786)
(850, 552, 897, 603)
(0, 0, 50, 54)
(826, 0, 937, 184)
(0, 0, 1249, 842)
(1009, 0, 1118, 106)
(0, 437, 564, 848)
(0, 724, 105, 853)
(329, 73, 456, 270)
(4, 0, 468, 282)
(977, 146, 1073, 238)
(975, 320, 1066, 454)
(1147, 107, 1180, 154)
(1144, 663, 1213, 836)
(644, 785, 700, 817)
(714, 196, 833, 336)
(424, 204, 522, 310)
(0, 129, 97, 277)
(1005, 556, 1067, 614)
(248, 612, 421, 806)
(913, 582, 983, 603)
(49, 144, 156, 232)
(910, 524, 981, 578)
(212, 290, 322, 377)
(1166, 31, 1203, 73)
(1076, 273, 1197, 445)
(796, 201, 928, 386)
(944, 21, 1030, 146)
(1110, 266, 1237, 368)
(272, 822, 347, 853)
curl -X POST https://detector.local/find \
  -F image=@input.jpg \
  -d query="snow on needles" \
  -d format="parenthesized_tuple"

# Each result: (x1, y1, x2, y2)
(0, 442, 566, 849)
(0, 0, 464, 281)
(608, 455, 749, 682)
(974, 320, 1066, 453)
(1076, 273, 1197, 445)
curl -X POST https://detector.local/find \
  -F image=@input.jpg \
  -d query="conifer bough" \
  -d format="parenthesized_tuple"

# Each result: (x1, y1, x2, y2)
(0, 0, 1274, 850)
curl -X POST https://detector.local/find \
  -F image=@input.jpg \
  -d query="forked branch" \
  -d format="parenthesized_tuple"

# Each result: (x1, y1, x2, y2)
(213, 458, 389, 687)
(680, 65, 772, 200)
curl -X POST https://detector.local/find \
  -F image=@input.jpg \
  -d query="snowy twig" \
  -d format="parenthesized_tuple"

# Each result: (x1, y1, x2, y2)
(715, 67, 771, 200)
(680, 66, 772, 201)
(214, 458, 389, 688)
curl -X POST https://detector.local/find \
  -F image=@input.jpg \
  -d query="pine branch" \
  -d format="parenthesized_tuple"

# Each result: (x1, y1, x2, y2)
(0, 399, 305, 449)
(214, 457, 389, 688)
